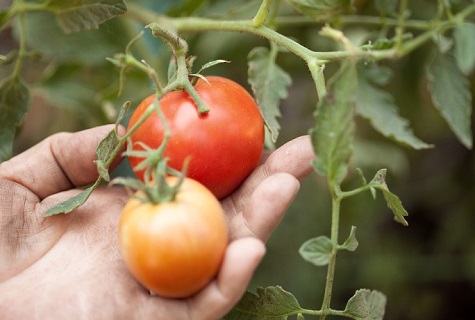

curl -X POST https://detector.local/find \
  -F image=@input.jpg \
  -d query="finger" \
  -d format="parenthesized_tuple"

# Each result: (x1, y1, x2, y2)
(226, 173, 300, 242)
(223, 135, 314, 215)
(189, 237, 266, 320)
(259, 135, 315, 180)
(247, 173, 300, 241)
(0, 125, 124, 199)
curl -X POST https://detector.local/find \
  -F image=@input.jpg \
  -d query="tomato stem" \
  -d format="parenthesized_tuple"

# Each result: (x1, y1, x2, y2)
(183, 81, 210, 114)
(107, 31, 165, 96)
(148, 22, 188, 58)
(308, 60, 327, 102)
(148, 22, 210, 114)
(394, 0, 408, 52)
(318, 180, 341, 319)
(127, 2, 475, 62)
(122, 96, 187, 204)
(106, 23, 211, 203)
(252, 0, 271, 27)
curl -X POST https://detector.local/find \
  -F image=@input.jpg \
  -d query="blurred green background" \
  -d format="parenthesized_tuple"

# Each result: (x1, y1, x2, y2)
(3, 0, 475, 319)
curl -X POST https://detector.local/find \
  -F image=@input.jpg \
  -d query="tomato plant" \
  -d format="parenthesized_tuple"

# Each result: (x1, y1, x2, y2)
(3, 0, 474, 318)
(118, 177, 228, 298)
(127, 76, 265, 199)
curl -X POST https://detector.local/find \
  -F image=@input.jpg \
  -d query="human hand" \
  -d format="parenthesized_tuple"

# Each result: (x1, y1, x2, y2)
(0, 125, 314, 320)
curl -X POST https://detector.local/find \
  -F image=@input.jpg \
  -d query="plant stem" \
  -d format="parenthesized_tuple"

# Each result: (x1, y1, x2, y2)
(319, 193, 341, 319)
(126, 4, 316, 62)
(165, 17, 377, 62)
(148, 96, 174, 197)
(392, 5, 475, 58)
(337, 185, 371, 200)
(299, 307, 358, 318)
(11, 9, 27, 79)
(180, 80, 208, 114)
(123, 54, 164, 94)
(308, 59, 326, 100)
(438, 0, 454, 20)
(125, 2, 431, 31)
(252, 0, 272, 27)
(179, 18, 317, 61)
(148, 22, 210, 114)
(394, 0, 408, 52)
(126, 2, 475, 64)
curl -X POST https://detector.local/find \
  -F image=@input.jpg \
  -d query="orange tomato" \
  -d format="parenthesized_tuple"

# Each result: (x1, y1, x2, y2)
(118, 177, 228, 298)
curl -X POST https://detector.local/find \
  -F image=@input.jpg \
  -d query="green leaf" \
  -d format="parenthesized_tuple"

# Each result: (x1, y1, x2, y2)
(361, 64, 392, 87)
(22, 12, 131, 65)
(357, 66, 431, 150)
(94, 129, 120, 181)
(93, 101, 128, 180)
(370, 169, 409, 226)
(248, 46, 292, 149)
(344, 289, 387, 320)
(45, 0, 127, 33)
(453, 22, 475, 75)
(200, 59, 230, 72)
(371, 168, 387, 185)
(285, 0, 352, 19)
(43, 181, 98, 216)
(380, 186, 409, 226)
(310, 62, 356, 185)
(426, 50, 473, 149)
(299, 236, 333, 266)
(43, 112, 127, 215)
(0, 77, 30, 162)
(225, 286, 305, 320)
(339, 226, 359, 251)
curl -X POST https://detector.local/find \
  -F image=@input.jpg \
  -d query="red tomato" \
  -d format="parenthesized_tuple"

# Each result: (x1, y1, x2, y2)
(118, 177, 228, 298)
(127, 76, 264, 199)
